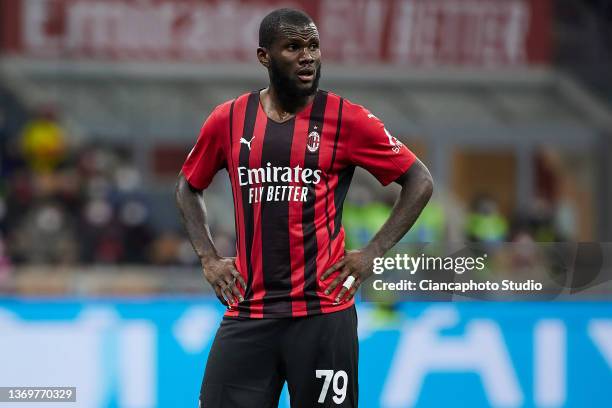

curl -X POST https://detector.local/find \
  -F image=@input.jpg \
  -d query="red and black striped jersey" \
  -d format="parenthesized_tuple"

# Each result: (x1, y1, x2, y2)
(182, 90, 416, 318)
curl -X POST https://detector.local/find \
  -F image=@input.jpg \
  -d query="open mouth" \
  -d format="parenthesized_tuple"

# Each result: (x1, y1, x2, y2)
(297, 68, 315, 82)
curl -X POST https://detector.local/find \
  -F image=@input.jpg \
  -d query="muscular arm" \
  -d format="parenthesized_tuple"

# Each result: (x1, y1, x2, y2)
(176, 174, 245, 304)
(175, 174, 219, 261)
(364, 158, 433, 258)
(321, 159, 433, 302)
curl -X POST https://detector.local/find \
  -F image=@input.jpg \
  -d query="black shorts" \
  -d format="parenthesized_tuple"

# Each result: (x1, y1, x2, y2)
(200, 306, 358, 408)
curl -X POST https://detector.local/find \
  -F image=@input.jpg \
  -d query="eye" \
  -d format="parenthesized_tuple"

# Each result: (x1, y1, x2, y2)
(287, 43, 298, 51)
(309, 43, 319, 51)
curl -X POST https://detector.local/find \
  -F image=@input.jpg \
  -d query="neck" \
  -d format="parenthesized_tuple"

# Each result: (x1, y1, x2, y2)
(265, 85, 316, 117)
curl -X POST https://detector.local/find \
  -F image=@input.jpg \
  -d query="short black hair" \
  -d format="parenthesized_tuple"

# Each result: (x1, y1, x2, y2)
(258, 8, 314, 48)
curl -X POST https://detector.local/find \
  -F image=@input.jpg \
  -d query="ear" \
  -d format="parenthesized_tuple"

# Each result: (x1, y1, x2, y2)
(257, 47, 270, 68)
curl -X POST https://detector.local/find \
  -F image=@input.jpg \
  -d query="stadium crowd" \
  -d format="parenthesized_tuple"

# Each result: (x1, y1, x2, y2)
(0, 95, 578, 276)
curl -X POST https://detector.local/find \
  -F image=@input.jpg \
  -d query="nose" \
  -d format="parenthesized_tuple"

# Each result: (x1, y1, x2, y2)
(299, 48, 315, 64)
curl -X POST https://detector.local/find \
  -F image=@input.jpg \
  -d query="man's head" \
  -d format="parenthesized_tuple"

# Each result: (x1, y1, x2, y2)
(257, 8, 321, 99)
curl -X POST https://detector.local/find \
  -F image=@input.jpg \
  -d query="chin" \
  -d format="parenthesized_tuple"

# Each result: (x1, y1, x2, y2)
(294, 81, 317, 96)
(296, 82, 313, 91)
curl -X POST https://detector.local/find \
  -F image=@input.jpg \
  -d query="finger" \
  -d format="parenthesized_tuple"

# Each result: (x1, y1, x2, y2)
(214, 286, 228, 306)
(321, 258, 347, 281)
(222, 286, 237, 306)
(216, 279, 234, 303)
(334, 275, 357, 303)
(324, 267, 351, 295)
(230, 269, 247, 292)
(334, 286, 349, 304)
(335, 275, 359, 303)
(322, 258, 346, 280)
(345, 278, 361, 302)
(229, 258, 247, 290)
(227, 278, 244, 303)
(223, 269, 244, 303)
(215, 279, 225, 289)
(220, 276, 241, 304)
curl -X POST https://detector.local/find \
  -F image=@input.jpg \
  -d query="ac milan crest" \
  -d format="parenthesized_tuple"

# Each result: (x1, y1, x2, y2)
(307, 131, 320, 153)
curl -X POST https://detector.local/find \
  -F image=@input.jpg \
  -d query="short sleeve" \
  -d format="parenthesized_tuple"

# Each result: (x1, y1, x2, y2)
(181, 108, 227, 190)
(348, 104, 416, 185)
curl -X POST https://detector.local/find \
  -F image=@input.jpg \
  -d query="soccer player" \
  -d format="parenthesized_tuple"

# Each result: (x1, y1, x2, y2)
(176, 8, 433, 408)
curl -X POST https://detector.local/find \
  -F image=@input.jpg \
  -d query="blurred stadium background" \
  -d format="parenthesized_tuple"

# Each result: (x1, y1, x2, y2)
(0, 0, 611, 407)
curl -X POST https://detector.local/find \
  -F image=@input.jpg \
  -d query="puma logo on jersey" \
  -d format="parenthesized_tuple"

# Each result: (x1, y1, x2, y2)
(240, 136, 254, 150)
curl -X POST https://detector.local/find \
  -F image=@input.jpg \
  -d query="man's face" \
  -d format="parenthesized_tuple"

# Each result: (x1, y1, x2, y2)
(267, 22, 321, 98)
